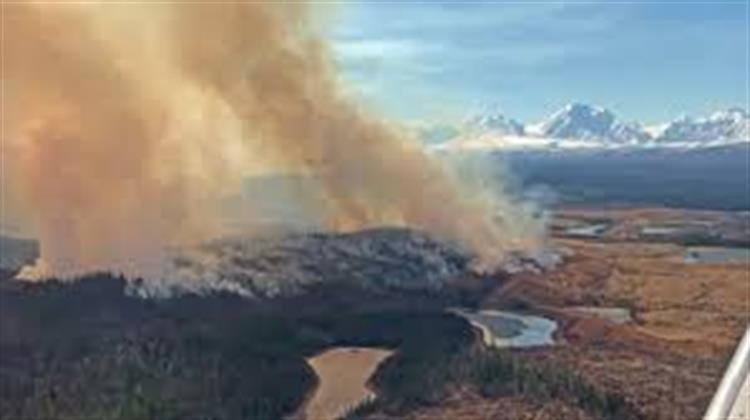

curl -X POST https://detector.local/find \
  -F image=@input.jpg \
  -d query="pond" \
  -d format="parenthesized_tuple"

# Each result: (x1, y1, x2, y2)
(640, 226, 683, 236)
(451, 309, 558, 348)
(684, 247, 749, 264)
(568, 306, 632, 324)
(300, 347, 393, 420)
(564, 223, 610, 238)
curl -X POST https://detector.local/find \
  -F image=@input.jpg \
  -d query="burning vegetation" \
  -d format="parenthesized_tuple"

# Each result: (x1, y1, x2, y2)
(3, 2, 542, 288)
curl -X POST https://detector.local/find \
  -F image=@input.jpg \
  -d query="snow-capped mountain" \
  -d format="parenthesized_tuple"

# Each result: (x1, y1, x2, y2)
(656, 107, 748, 143)
(429, 103, 748, 151)
(464, 111, 525, 136)
(537, 103, 650, 143)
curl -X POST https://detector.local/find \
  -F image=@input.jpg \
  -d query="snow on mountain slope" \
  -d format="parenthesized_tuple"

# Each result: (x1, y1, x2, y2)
(430, 104, 748, 151)
(656, 107, 748, 143)
(537, 103, 651, 143)
(464, 111, 525, 136)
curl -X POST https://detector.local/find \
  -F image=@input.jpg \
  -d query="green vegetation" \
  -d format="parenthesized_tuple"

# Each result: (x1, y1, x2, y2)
(346, 347, 641, 420)
(463, 349, 638, 419)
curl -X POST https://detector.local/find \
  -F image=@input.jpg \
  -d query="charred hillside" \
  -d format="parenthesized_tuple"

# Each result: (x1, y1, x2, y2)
(0, 274, 480, 420)
(176, 227, 474, 298)
(3, 227, 496, 299)
(0, 227, 499, 420)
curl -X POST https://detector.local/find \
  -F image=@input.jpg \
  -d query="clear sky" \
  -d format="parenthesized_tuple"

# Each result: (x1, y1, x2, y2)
(327, 1, 748, 125)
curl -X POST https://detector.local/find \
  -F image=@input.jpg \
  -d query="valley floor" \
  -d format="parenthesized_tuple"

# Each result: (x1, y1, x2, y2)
(0, 207, 746, 420)
(391, 207, 748, 419)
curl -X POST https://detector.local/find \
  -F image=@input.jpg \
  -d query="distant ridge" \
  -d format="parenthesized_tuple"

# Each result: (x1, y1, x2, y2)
(429, 103, 749, 151)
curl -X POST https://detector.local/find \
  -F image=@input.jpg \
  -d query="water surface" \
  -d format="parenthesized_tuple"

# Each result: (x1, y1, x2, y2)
(453, 309, 558, 348)
(564, 223, 610, 238)
(569, 306, 632, 324)
(684, 247, 749, 264)
(640, 226, 682, 236)
(302, 347, 392, 420)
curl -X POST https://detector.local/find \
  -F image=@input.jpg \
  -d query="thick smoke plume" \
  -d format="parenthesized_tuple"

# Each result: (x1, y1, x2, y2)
(2, 2, 541, 283)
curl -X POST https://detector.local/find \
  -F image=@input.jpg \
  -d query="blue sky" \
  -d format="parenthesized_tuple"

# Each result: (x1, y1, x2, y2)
(326, 1, 748, 125)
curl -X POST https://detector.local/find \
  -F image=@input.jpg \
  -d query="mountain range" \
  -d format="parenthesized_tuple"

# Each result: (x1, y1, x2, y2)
(431, 103, 748, 151)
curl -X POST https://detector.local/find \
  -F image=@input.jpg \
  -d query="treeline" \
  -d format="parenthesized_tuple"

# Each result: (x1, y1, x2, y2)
(3, 272, 641, 420)
(0, 274, 476, 420)
(345, 347, 642, 420)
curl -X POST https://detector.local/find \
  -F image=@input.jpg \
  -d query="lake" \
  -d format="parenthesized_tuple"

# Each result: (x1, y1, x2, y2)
(300, 347, 393, 420)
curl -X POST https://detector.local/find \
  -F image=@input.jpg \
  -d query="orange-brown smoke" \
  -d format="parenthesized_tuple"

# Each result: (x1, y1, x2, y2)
(2, 2, 541, 281)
